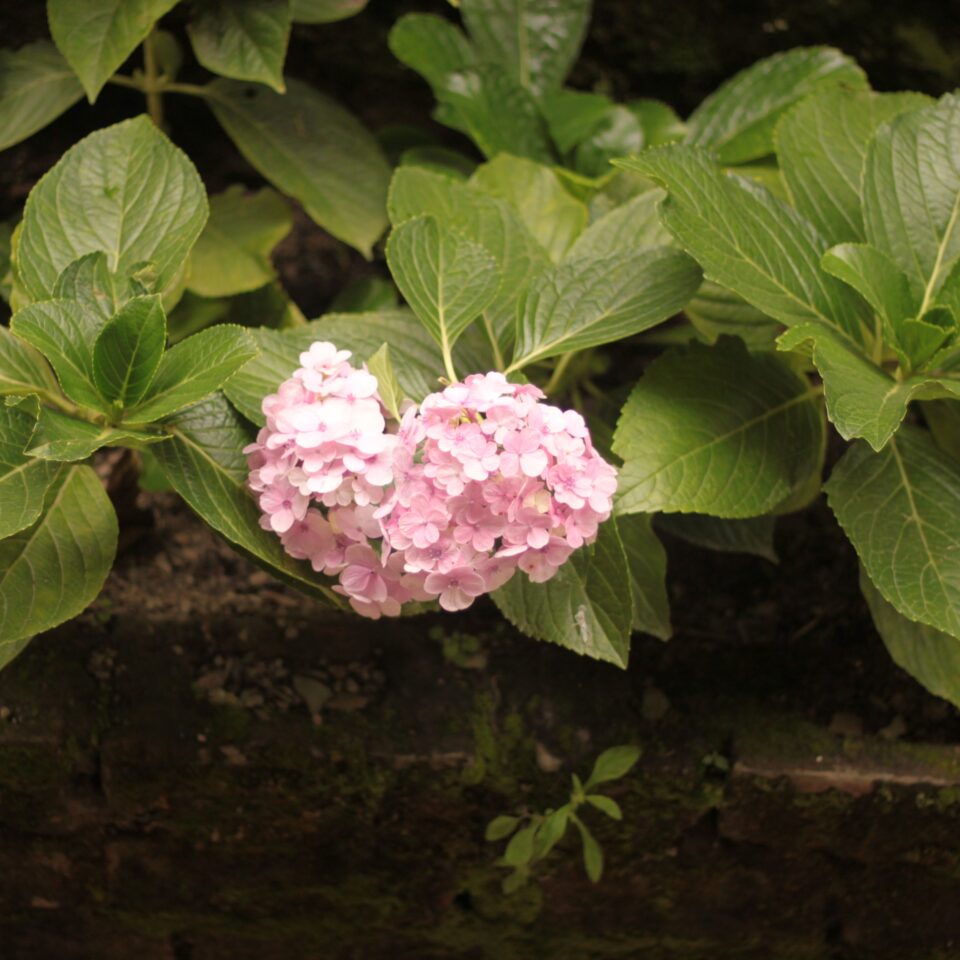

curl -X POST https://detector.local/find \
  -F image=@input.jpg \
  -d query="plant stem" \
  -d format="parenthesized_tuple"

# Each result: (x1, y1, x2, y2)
(441, 335, 458, 383)
(482, 316, 505, 371)
(543, 351, 575, 396)
(108, 74, 208, 99)
(142, 31, 164, 127)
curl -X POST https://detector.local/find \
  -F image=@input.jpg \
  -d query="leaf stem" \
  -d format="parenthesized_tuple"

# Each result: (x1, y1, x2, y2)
(108, 74, 208, 99)
(441, 335, 458, 383)
(142, 31, 164, 127)
(482, 316, 505, 371)
(543, 351, 576, 396)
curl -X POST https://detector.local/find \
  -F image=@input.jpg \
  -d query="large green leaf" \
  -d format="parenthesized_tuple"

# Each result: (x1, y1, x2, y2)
(0, 404, 60, 539)
(18, 116, 207, 300)
(777, 88, 931, 245)
(620, 147, 868, 342)
(470, 154, 587, 262)
(153, 393, 339, 603)
(125, 324, 258, 423)
(25, 407, 163, 462)
(565, 189, 671, 260)
(614, 337, 824, 517)
(860, 567, 960, 709)
(188, 0, 291, 92)
(684, 47, 867, 165)
(459, 0, 591, 97)
(388, 167, 549, 357)
(186, 185, 292, 298)
(0, 326, 58, 398)
(388, 13, 476, 90)
(0, 41, 83, 151)
(540, 88, 612, 154)
(222, 310, 463, 424)
(9, 300, 106, 411)
(386, 216, 499, 360)
(47, 0, 179, 102)
(778, 322, 927, 450)
(863, 93, 960, 314)
(493, 518, 633, 668)
(826, 427, 960, 639)
(435, 64, 554, 163)
(509, 246, 702, 370)
(657, 513, 778, 562)
(0, 464, 117, 652)
(617, 514, 671, 640)
(54, 252, 139, 322)
(92, 295, 166, 407)
(205, 78, 390, 258)
(684, 280, 782, 351)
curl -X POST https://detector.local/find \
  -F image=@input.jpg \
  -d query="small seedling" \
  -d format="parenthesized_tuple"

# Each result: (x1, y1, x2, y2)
(485, 744, 641, 892)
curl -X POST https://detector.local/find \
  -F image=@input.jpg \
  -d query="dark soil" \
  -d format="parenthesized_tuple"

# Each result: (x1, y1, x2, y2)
(2, 492, 960, 959)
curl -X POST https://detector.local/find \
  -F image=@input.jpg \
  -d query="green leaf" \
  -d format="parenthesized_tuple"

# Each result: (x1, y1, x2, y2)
(616, 514, 671, 640)
(47, 0, 179, 102)
(92, 295, 166, 407)
(0, 41, 83, 151)
(573, 105, 644, 178)
(388, 166, 550, 356)
(187, 0, 291, 92)
(532, 807, 569, 860)
(540, 88, 612, 155)
(366, 343, 404, 421)
(821, 243, 917, 328)
(826, 427, 960, 638)
(0, 326, 58, 398)
(585, 795, 622, 820)
(125, 324, 257, 423)
(54, 252, 138, 322)
(399, 146, 475, 181)
(25, 407, 163, 462)
(485, 814, 520, 842)
(470, 154, 587, 262)
(620, 147, 868, 343)
(684, 47, 867, 165)
(18, 116, 207, 301)
(860, 566, 960, 709)
(0, 404, 61, 539)
(329, 277, 398, 314)
(684, 281, 782, 351)
(630, 98, 686, 147)
(186, 186, 291, 298)
(565, 189, 671, 260)
(777, 88, 931, 245)
(613, 337, 824, 517)
(863, 94, 960, 313)
(460, 0, 590, 97)
(152, 393, 339, 602)
(510, 247, 701, 370)
(584, 744, 641, 789)
(436, 64, 554, 163)
(657, 514, 778, 563)
(385, 216, 499, 359)
(10, 300, 106, 411)
(206, 78, 390, 258)
(493, 519, 634, 668)
(223, 310, 480, 424)
(0, 464, 117, 650)
(291, 0, 366, 22)
(503, 823, 537, 867)
(572, 816, 603, 882)
(777, 323, 919, 450)
(388, 13, 476, 90)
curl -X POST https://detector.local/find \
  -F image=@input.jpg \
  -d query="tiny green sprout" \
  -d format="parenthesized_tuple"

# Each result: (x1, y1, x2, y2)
(485, 743, 641, 893)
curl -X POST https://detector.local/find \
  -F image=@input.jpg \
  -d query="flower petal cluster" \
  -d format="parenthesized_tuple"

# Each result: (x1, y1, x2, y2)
(246, 344, 618, 618)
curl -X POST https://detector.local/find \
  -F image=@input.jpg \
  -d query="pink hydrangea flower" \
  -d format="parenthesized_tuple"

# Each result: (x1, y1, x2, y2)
(247, 348, 618, 619)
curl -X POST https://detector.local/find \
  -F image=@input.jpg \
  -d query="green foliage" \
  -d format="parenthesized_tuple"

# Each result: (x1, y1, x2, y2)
(493, 519, 634, 668)
(486, 742, 640, 891)
(206, 79, 391, 258)
(613, 338, 824, 518)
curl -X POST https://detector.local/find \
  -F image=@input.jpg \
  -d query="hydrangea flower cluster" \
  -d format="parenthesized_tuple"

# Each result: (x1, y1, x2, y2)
(245, 342, 618, 619)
